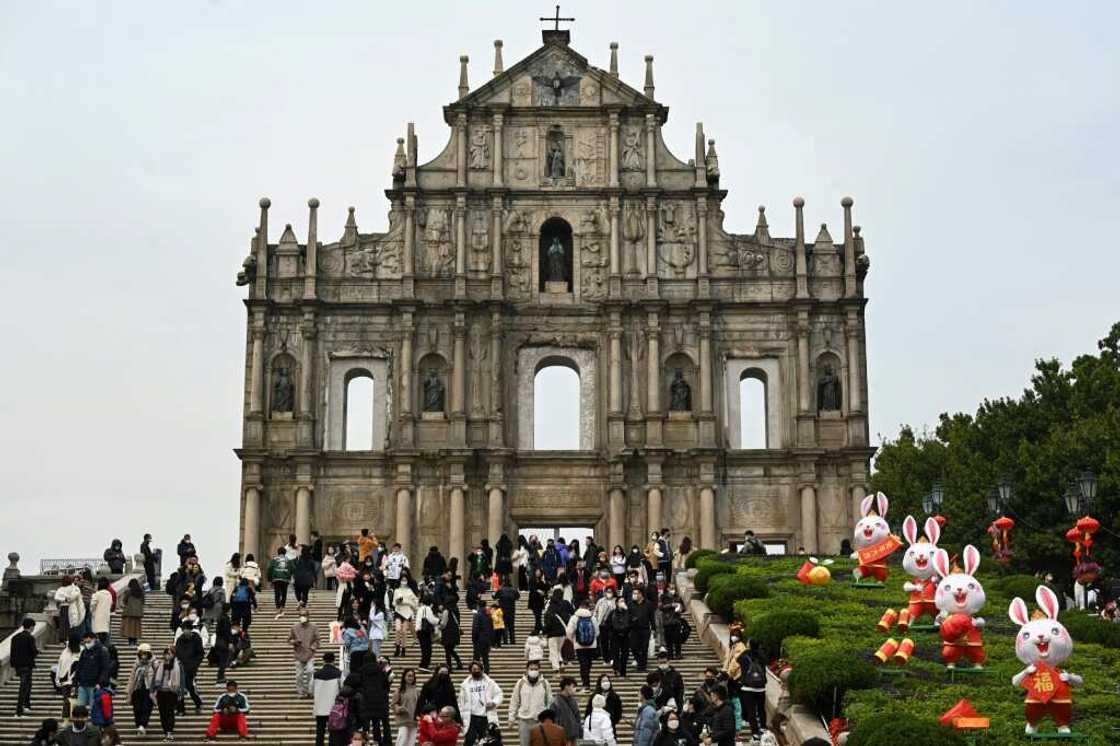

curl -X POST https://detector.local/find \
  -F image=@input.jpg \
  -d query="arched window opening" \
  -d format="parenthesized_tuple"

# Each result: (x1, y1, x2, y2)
(344, 372, 374, 451)
(539, 217, 574, 292)
(739, 371, 768, 449)
(534, 363, 580, 449)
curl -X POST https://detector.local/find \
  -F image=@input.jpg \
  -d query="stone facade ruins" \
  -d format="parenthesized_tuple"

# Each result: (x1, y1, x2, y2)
(234, 28, 874, 565)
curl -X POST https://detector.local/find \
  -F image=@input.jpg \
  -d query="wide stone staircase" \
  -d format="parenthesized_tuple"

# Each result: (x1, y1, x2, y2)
(0, 585, 720, 744)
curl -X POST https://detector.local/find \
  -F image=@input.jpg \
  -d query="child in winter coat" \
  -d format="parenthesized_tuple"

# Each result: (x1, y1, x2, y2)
(523, 632, 545, 664)
(490, 605, 506, 648)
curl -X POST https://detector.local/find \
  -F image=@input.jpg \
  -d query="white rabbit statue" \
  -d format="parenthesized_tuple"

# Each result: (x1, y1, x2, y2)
(1009, 585, 1082, 735)
(897, 515, 941, 630)
(850, 492, 899, 583)
(933, 544, 986, 668)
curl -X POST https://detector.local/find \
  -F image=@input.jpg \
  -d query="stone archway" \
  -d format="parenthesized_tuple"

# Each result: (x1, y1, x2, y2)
(516, 346, 597, 450)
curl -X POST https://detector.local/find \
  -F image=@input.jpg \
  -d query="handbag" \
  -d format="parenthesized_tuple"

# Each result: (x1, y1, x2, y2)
(560, 637, 575, 662)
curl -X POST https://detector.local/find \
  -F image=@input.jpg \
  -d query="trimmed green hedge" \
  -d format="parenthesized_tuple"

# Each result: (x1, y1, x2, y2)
(847, 711, 966, 746)
(742, 609, 819, 659)
(788, 647, 877, 720)
(1058, 610, 1120, 648)
(995, 573, 1047, 601)
(693, 559, 736, 594)
(706, 574, 769, 619)
(685, 548, 719, 569)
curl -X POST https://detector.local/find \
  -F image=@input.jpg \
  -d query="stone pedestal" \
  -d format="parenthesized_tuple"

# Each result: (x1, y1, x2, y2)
(545, 281, 568, 295)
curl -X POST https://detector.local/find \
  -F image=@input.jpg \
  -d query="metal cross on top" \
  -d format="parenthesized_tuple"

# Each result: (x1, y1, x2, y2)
(540, 5, 574, 31)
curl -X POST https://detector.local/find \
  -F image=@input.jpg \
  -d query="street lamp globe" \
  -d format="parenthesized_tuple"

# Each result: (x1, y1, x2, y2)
(1062, 485, 1080, 516)
(998, 476, 1013, 505)
(1078, 469, 1097, 503)
(986, 489, 1000, 516)
(922, 493, 933, 515)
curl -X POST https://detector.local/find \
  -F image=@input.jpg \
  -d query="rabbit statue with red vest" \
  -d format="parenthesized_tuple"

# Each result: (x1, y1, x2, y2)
(898, 515, 942, 631)
(933, 544, 986, 668)
(849, 492, 901, 583)
(1009, 585, 1082, 735)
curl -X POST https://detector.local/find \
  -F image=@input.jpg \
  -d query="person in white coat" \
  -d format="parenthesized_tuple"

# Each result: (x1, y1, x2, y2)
(565, 599, 600, 689)
(240, 554, 262, 589)
(54, 576, 86, 640)
(508, 661, 553, 746)
(392, 579, 419, 657)
(459, 661, 502, 746)
(89, 577, 114, 644)
(313, 651, 342, 746)
(582, 694, 617, 746)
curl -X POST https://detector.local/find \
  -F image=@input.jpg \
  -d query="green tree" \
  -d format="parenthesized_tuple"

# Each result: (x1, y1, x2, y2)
(871, 322, 1120, 594)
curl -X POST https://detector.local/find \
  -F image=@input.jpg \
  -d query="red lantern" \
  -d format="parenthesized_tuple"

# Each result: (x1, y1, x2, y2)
(1067, 515, 1103, 582)
(933, 514, 947, 528)
(989, 515, 1015, 564)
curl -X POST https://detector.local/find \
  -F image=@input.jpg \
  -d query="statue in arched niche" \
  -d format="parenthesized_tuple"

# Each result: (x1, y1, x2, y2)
(669, 368, 692, 412)
(546, 236, 566, 282)
(817, 364, 842, 413)
(423, 369, 445, 412)
(272, 367, 295, 412)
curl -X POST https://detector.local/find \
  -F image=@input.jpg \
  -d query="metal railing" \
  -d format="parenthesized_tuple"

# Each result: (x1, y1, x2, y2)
(39, 558, 106, 575)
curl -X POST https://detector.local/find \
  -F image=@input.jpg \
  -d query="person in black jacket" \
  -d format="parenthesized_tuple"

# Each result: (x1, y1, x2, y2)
(423, 547, 448, 584)
(417, 666, 461, 723)
(176, 534, 195, 566)
(703, 685, 735, 746)
(471, 607, 494, 674)
(583, 673, 623, 731)
(629, 588, 655, 672)
(74, 632, 111, 710)
(173, 620, 205, 711)
(103, 540, 126, 575)
(654, 650, 685, 711)
(493, 578, 520, 645)
(348, 656, 392, 745)
(542, 590, 572, 672)
(653, 709, 698, 746)
(293, 546, 318, 608)
(527, 569, 546, 634)
(140, 533, 159, 591)
(10, 618, 38, 716)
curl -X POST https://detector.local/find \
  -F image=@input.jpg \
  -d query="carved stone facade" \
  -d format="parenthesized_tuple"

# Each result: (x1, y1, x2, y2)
(235, 29, 874, 566)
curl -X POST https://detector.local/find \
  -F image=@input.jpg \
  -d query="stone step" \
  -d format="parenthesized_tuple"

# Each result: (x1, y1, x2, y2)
(0, 589, 718, 745)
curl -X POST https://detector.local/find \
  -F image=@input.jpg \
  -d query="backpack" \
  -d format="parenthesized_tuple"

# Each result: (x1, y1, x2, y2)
(232, 584, 250, 604)
(328, 696, 350, 731)
(743, 657, 767, 689)
(575, 615, 596, 646)
(91, 687, 114, 726)
(421, 611, 435, 634)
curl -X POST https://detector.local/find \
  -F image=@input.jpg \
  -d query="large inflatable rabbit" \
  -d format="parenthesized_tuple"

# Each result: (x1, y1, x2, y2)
(898, 515, 941, 630)
(933, 544, 986, 668)
(1009, 586, 1083, 735)
(850, 492, 900, 582)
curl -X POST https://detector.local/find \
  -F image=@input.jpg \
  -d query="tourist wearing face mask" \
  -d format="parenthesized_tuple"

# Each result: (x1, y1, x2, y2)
(583, 674, 622, 732)
(289, 610, 321, 698)
(592, 587, 616, 665)
(150, 647, 181, 740)
(322, 545, 339, 592)
(508, 661, 553, 746)
(605, 596, 632, 677)
(74, 632, 110, 711)
(348, 655, 393, 744)
(458, 661, 503, 746)
(581, 693, 617, 746)
(628, 589, 655, 673)
(125, 644, 155, 735)
(654, 651, 685, 714)
(418, 667, 461, 724)
(653, 710, 697, 746)
(57, 704, 100, 746)
(173, 617, 205, 711)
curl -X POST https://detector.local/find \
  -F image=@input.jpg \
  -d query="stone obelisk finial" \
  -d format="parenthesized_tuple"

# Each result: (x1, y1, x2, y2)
(644, 55, 655, 98)
(493, 40, 504, 76)
(609, 42, 619, 77)
(458, 55, 470, 100)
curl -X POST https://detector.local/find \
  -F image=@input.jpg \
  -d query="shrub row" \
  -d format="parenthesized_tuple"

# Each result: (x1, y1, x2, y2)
(847, 711, 966, 746)
(685, 548, 719, 569)
(693, 558, 736, 593)
(788, 647, 877, 720)
(1058, 610, 1120, 648)
(705, 573, 769, 619)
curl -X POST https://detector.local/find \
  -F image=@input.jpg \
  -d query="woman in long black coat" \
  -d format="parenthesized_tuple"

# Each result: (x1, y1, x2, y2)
(347, 657, 392, 746)
(494, 534, 514, 579)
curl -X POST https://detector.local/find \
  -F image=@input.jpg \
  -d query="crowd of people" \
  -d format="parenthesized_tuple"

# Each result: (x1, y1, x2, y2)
(16, 528, 780, 746)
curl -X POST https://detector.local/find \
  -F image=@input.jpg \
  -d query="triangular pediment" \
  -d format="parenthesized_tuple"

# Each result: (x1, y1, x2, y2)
(457, 41, 654, 110)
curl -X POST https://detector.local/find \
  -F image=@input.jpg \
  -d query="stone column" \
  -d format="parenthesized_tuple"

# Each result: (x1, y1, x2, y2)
(299, 319, 316, 418)
(846, 314, 863, 413)
(455, 114, 467, 188)
(243, 486, 260, 559)
(487, 486, 504, 547)
(396, 486, 412, 553)
(400, 320, 414, 415)
(608, 112, 620, 188)
(403, 196, 416, 276)
(646, 486, 662, 537)
(696, 199, 708, 277)
(797, 318, 811, 414)
(609, 487, 626, 550)
(609, 328, 623, 413)
(842, 197, 856, 297)
(452, 321, 466, 415)
(491, 197, 503, 283)
(303, 198, 319, 300)
(606, 198, 619, 273)
(644, 114, 656, 188)
(699, 320, 712, 413)
(850, 483, 866, 529)
(800, 484, 818, 553)
(492, 113, 504, 187)
(646, 316, 660, 414)
(455, 199, 467, 276)
(449, 486, 465, 566)
(645, 197, 657, 279)
(295, 485, 312, 545)
(700, 486, 716, 549)
(249, 323, 266, 415)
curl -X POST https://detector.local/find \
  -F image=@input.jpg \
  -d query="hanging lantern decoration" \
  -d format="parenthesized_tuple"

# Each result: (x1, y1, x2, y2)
(1067, 516, 1101, 584)
(987, 515, 1015, 565)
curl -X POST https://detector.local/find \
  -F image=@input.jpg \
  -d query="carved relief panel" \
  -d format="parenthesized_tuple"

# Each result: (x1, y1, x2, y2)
(503, 209, 532, 300)
(506, 127, 537, 186)
(656, 201, 697, 278)
(578, 206, 608, 302)
(417, 206, 454, 277)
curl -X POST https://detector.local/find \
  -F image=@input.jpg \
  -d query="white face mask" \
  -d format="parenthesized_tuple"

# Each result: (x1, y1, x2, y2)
(527, 670, 540, 681)
(299, 616, 309, 624)
(601, 681, 611, 690)
(667, 720, 679, 731)
(83, 641, 94, 650)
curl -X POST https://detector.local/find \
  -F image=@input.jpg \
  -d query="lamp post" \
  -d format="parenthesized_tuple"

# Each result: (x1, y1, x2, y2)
(1063, 484, 1083, 517)
(1078, 469, 1097, 508)
(986, 489, 1000, 516)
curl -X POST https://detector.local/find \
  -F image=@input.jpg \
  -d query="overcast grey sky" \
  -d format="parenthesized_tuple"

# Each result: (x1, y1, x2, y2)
(2, 2, 1117, 570)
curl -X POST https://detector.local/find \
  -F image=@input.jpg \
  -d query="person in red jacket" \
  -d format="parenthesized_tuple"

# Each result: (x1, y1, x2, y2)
(589, 570, 618, 600)
(419, 704, 461, 746)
